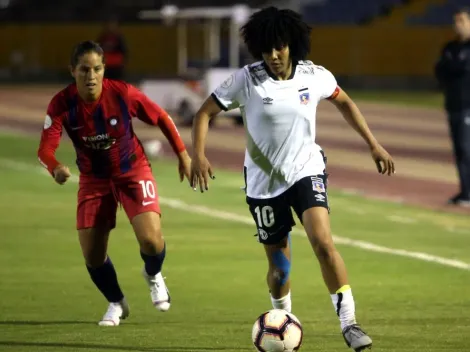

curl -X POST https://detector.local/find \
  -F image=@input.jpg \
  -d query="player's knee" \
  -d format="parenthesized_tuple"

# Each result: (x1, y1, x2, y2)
(310, 233, 337, 262)
(84, 254, 107, 268)
(137, 228, 164, 254)
(82, 244, 107, 268)
(269, 248, 291, 286)
(78, 228, 109, 268)
(132, 212, 164, 253)
(303, 214, 337, 261)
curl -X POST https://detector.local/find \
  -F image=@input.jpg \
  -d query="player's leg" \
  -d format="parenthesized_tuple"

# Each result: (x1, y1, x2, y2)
(77, 186, 129, 326)
(455, 110, 470, 204)
(117, 168, 170, 312)
(132, 212, 170, 312)
(263, 234, 292, 313)
(447, 112, 466, 203)
(247, 194, 294, 313)
(290, 175, 372, 351)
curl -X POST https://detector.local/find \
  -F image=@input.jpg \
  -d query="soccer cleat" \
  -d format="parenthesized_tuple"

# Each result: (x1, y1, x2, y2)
(142, 268, 171, 312)
(342, 324, 372, 352)
(448, 193, 462, 204)
(455, 198, 470, 207)
(448, 193, 470, 207)
(98, 298, 130, 326)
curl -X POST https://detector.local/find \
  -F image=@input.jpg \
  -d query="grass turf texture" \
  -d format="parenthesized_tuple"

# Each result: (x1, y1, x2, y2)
(0, 133, 468, 352)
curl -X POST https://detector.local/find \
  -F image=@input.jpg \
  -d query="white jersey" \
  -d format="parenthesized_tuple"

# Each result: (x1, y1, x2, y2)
(212, 60, 338, 199)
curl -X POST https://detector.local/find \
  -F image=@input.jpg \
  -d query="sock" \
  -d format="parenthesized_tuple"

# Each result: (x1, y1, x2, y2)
(86, 256, 124, 303)
(140, 242, 166, 276)
(270, 291, 292, 313)
(330, 285, 356, 330)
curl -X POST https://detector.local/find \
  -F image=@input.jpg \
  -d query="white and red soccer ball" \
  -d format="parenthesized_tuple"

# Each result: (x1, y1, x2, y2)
(252, 309, 303, 352)
(142, 139, 163, 159)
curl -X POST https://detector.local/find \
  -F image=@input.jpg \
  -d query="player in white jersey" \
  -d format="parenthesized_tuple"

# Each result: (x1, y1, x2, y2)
(190, 7, 395, 352)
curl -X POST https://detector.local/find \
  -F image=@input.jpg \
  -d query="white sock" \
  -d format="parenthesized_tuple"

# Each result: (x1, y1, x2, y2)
(270, 291, 292, 313)
(330, 285, 356, 330)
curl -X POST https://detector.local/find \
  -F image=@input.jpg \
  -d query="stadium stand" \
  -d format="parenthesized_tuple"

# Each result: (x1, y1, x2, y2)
(302, 0, 406, 24)
(407, 0, 468, 25)
(1, 0, 407, 24)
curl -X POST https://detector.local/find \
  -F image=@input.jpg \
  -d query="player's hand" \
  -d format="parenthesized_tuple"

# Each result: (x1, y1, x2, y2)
(190, 154, 215, 192)
(178, 151, 192, 185)
(53, 165, 71, 185)
(370, 143, 395, 175)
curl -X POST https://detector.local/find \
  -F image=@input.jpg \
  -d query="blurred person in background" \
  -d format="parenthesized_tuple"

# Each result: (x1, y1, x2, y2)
(97, 16, 127, 80)
(435, 7, 470, 206)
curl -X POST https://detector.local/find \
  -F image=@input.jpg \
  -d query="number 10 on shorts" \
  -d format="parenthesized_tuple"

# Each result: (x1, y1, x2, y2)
(139, 180, 156, 199)
(254, 205, 275, 228)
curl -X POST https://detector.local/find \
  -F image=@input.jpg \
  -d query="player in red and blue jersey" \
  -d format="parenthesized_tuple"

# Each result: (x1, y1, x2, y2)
(37, 41, 191, 326)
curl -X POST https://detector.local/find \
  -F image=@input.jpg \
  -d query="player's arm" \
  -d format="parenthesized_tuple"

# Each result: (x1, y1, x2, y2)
(327, 88, 377, 149)
(128, 84, 191, 182)
(327, 87, 395, 175)
(188, 95, 221, 192)
(434, 45, 450, 86)
(192, 95, 223, 160)
(37, 104, 71, 184)
(193, 69, 247, 158)
(191, 70, 246, 192)
(434, 43, 462, 87)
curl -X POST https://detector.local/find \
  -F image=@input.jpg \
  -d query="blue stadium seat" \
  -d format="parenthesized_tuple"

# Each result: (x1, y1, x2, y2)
(407, 0, 469, 25)
(302, 0, 404, 25)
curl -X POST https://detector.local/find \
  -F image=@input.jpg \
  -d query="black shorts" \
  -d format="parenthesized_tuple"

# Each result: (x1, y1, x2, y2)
(245, 151, 330, 245)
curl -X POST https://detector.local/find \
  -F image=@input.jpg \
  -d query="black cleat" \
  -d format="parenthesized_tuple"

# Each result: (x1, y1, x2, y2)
(448, 193, 470, 206)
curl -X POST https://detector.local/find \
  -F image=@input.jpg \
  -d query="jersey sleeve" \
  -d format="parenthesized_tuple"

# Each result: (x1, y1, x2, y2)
(128, 84, 186, 154)
(37, 96, 65, 176)
(211, 68, 249, 111)
(316, 66, 340, 100)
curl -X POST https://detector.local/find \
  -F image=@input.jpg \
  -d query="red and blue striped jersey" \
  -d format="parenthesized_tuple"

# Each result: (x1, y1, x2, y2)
(38, 79, 186, 178)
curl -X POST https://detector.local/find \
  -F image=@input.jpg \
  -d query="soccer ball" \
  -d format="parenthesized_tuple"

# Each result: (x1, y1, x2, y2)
(252, 309, 303, 352)
(142, 139, 163, 159)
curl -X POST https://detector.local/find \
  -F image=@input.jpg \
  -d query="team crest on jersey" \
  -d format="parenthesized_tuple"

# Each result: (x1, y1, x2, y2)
(312, 181, 325, 193)
(107, 116, 119, 128)
(311, 176, 325, 193)
(44, 114, 52, 130)
(300, 92, 310, 105)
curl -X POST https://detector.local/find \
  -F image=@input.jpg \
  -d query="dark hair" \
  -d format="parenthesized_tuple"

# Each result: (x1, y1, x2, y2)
(70, 40, 104, 68)
(455, 7, 470, 16)
(240, 6, 311, 62)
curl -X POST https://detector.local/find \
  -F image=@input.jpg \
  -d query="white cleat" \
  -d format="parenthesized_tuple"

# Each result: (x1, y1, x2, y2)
(142, 268, 171, 312)
(98, 298, 130, 326)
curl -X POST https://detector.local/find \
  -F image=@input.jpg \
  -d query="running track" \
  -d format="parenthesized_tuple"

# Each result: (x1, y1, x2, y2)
(0, 84, 467, 215)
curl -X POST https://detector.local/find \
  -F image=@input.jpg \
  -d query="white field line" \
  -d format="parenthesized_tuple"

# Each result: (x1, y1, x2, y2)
(1, 158, 470, 271)
(387, 215, 418, 224)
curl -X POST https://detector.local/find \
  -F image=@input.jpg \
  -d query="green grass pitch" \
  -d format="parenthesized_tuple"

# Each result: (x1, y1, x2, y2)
(0, 133, 469, 351)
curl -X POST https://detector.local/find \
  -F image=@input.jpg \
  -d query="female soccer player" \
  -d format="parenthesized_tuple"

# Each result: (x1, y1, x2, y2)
(190, 7, 395, 351)
(38, 41, 191, 326)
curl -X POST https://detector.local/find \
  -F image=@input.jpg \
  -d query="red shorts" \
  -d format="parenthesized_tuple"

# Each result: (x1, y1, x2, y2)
(77, 166, 161, 230)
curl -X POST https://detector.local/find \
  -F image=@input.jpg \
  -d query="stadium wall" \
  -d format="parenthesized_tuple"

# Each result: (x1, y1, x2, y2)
(0, 23, 455, 89)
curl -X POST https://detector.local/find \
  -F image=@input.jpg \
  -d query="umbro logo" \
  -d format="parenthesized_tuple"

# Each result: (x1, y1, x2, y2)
(263, 97, 273, 104)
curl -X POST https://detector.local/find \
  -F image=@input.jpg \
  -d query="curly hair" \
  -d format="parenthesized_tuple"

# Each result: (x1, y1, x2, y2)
(240, 6, 312, 62)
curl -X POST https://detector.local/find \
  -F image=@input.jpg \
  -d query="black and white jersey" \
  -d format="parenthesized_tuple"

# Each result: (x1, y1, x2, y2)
(212, 60, 338, 199)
